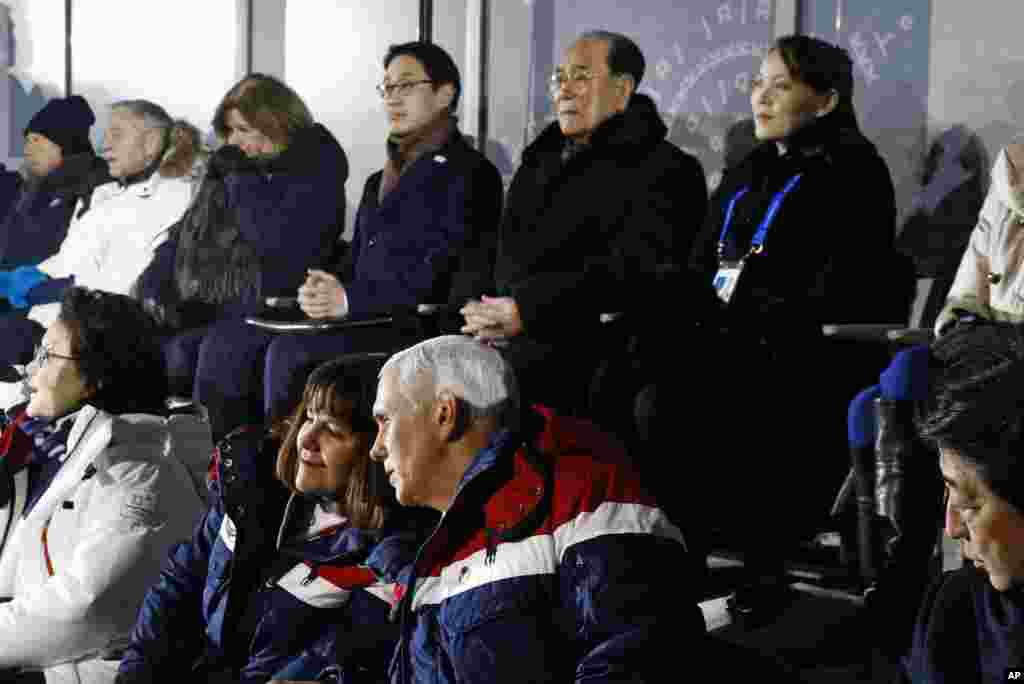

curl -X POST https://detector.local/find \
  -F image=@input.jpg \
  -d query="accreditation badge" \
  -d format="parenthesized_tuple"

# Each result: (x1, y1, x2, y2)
(712, 259, 746, 305)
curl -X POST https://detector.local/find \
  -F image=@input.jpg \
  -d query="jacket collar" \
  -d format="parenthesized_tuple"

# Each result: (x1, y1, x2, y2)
(275, 493, 381, 564)
(452, 427, 520, 498)
(96, 170, 171, 203)
(36, 153, 111, 196)
(241, 123, 344, 177)
(522, 93, 668, 166)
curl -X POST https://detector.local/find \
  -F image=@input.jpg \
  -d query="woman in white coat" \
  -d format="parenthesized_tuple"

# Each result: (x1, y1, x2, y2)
(0, 287, 209, 684)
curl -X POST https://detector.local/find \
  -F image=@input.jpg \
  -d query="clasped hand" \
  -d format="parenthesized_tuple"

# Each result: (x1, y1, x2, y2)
(297, 269, 346, 319)
(460, 296, 523, 341)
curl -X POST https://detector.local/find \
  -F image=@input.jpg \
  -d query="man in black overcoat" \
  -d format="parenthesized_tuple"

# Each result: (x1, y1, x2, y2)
(457, 29, 707, 413)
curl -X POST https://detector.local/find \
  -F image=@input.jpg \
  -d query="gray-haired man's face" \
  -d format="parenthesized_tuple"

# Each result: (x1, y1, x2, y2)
(371, 366, 445, 509)
(101, 109, 158, 179)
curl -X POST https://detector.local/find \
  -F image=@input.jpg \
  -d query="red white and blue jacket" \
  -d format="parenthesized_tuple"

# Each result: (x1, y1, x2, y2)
(389, 407, 705, 683)
(117, 427, 428, 684)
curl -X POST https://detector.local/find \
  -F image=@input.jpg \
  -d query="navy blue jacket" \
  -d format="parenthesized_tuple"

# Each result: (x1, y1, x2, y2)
(225, 124, 348, 298)
(904, 565, 1024, 683)
(138, 124, 348, 325)
(116, 427, 425, 684)
(342, 130, 502, 318)
(389, 407, 705, 684)
(0, 154, 111, 270)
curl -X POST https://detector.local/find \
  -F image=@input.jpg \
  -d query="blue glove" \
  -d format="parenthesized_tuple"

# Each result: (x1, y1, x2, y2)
(5, 266, 49, 309)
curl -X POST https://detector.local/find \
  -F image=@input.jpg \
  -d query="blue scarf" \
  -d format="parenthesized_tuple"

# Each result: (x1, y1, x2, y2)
(17, 410, 77, 515)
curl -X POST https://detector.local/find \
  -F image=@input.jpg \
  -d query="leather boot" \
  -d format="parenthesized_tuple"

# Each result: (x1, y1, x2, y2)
(874, 398, 909, 541)
(850, 441, 878, 586)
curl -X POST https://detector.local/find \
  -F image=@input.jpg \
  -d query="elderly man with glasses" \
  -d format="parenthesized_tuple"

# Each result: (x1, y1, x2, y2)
(456, 30, 707, 415)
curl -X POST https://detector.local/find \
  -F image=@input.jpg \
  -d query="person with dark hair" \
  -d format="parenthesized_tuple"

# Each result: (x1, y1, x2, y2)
(0, 96, 111, 274)
(194, 42, 502, 439)
(0, 287, 209, 684)
(134, 73, 349, 411)
(117, 355, 431, 684)
(901, 321, 1024, 682)
(0, 99, 200, 410)
(686, 34, 899, 621)
(457, 29, 706, 412)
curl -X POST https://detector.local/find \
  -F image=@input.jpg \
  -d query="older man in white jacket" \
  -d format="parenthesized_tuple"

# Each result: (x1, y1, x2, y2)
(0, 289, 209, 684)
(26, 100, 199, 330)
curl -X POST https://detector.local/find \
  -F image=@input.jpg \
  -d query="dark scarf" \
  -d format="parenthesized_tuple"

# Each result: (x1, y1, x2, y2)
(379, 115, 457, 202)
(561, 137, 589, 164)
(19, 153, 111, 219)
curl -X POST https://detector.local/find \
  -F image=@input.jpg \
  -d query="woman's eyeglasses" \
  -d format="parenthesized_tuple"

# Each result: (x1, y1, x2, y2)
(31, 345, 79, 369)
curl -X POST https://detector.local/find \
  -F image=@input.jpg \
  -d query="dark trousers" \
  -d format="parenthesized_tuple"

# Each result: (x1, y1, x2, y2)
(192, 320, 398, 441)
(0, 311, 43, 367)
(190, 319, 275, 441)
(162, 325, 211, 398)
(263, 325, 398, 423)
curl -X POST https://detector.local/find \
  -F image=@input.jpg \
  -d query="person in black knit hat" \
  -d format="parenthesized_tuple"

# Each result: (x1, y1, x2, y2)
(0, 95, 110, 272)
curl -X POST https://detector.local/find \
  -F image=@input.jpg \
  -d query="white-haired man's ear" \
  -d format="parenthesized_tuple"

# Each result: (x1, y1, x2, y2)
(435, 390, 468, 443)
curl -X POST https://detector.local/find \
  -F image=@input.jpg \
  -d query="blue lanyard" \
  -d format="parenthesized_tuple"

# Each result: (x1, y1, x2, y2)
(718, 173, 804, 258)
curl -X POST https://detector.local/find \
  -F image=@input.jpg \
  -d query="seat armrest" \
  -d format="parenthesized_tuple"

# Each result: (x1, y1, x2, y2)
(245, 314, 395, 333)
(821, 323, 905, 343)
(885, 327, 934, 347)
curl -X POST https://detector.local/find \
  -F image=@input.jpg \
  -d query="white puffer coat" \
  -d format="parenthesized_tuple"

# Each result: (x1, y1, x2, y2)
(29, 173, 193, 329)
(0, 405, 209, 684)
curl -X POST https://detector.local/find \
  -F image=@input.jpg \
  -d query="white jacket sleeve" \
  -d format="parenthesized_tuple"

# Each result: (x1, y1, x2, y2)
(935, 184, 999, 334)
(36, 198, 93, 280)
(0, 451, 199, 669)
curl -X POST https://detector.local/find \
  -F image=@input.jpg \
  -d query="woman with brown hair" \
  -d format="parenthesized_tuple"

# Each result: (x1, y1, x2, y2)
(117, 355, 432, 684)
(135, 73, 349, 427)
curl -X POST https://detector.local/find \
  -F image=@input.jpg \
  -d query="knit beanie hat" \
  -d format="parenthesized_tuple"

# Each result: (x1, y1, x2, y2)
(25, 95, 96, 156)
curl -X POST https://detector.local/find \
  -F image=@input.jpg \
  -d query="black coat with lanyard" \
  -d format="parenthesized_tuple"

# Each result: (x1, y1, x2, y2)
(686, 112, 897, 541)
(691, 111, 897, 349)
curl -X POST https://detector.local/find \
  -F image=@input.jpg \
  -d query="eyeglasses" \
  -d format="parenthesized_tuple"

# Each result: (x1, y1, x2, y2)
(376, 79, 434, 99)
(31, 344, 79, 369)
(548, 67, 608, 96)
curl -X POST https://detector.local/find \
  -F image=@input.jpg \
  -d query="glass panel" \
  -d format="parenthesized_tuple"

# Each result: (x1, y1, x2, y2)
(5, 0, 66, 159)
(72, 0, 238, 146)
(286, 1, 418, 236)
(489, 0, 776, 192)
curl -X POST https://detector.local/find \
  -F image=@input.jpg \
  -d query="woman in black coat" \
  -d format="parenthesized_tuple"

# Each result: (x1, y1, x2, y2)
(687, 35, 898, 621)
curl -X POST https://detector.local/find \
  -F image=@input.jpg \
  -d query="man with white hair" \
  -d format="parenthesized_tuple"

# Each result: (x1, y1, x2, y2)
(370, 335, 704, 683)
